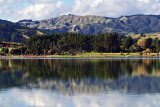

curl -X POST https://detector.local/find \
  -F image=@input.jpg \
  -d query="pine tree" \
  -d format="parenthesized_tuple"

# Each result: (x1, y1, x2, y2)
(146, 38, 152, 48)
(123, 36, 133, 49)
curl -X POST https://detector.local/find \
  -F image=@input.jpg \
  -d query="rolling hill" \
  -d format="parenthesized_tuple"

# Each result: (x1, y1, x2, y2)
(17, 14, 160, 35)
(1, 14, 160, 43)
(0, 19, 43, 43)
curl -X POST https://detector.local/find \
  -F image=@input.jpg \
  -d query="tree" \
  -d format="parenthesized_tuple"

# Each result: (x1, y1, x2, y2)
(156, 39, 160, 52)
(146, 38, 152, 48)
(81, 35, 93, 52)
(137, 38, 147, 49)
(1, 47, 9, 54)
(104, 33, 120, 52)
(123, 36, 133, 49)
(93, 34, 105, 52)
(27, 32, 121, 55)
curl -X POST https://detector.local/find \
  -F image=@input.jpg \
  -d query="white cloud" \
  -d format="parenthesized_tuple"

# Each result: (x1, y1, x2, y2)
(1, 0, 160, 21)
(11, 1, 70, 21)
(0, 0, 21, 5)
(0, 0, 70, 21)
(29, 0, 56, 3)
(0, 0, 3, 3)
(71, 0, 160, 17)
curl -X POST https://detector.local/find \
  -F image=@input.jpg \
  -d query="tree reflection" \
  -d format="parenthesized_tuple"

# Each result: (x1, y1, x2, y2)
(0, 59, 160, 80)
(1, 59, 160, 93)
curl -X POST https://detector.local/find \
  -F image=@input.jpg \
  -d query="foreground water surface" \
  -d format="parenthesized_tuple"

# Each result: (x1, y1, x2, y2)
(0, 58, 160, 107)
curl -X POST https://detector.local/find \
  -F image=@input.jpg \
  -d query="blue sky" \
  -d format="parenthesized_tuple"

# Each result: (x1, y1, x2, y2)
(0, 0, 160, 22)
(61, 0, 74, 4)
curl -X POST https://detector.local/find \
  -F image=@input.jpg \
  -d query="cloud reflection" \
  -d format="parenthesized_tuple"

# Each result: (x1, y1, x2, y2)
(0, 89, 159, 107)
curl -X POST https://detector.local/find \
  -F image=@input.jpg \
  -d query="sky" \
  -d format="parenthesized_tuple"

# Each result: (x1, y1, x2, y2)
(1, 0, 160, 22)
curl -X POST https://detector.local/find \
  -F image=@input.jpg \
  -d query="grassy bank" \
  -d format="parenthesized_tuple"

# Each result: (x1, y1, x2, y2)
(47, 52, 159, 58)
(0, 52, 159, 58)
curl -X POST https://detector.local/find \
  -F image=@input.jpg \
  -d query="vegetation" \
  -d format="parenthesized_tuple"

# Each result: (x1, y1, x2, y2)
(25, 32, 160, 56)
(26, 33, 122, 55)
(123, 36, 133, 49)
(0, 19, 43, 43)
(0, 32, 160, 56)
(1, 59, 160, 93)
(1, 59, 160, 80)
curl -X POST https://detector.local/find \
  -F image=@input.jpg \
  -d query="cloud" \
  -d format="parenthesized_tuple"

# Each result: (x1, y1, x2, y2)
(11, 0, 70, 21)
(0, 0, 70, 21)
(1, 0, 160, 21)
(71, 0, 160, 17)
(29, 0, 56, 3)
(0, 0, 21, 4)
(0, 0, 23, 21)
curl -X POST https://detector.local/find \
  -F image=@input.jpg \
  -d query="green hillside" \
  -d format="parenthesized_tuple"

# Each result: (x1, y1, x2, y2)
(0, 20, 43, 43)
(17, 14, 160, 35)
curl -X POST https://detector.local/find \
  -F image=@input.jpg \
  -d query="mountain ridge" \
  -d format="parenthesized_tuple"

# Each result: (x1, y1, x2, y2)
(1, 14, 160, 42)
(16, 14, 160, 35)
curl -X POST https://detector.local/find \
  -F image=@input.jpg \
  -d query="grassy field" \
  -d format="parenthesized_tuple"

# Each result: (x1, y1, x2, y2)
(47, 52, 159, 58)
(1, 52, 159, 58)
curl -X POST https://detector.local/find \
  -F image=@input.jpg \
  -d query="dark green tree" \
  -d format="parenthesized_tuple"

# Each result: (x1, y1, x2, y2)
(123, 36, 133, 49)
(156, 39, 160, 52)
(146, 38, 152, 48)
(104, 33, 120, 52)
(93, 34, 105, 52)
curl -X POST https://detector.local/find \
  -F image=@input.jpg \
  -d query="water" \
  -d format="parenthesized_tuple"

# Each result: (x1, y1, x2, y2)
(0, 58, 160, 107)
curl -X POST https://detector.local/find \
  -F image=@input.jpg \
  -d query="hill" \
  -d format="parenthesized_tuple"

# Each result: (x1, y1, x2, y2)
(17, 14, 160, 35)
(0, 19, 43, 43)
(126, 33, 160, 39)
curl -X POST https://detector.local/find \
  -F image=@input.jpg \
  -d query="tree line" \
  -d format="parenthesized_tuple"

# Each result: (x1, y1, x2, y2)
(1, 32, 160, 55)
(26, 33, 122, 55)
(25, 32, 160, 55)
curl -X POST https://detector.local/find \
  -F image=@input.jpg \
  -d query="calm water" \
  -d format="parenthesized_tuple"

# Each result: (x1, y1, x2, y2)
(0, 58, 160, 107)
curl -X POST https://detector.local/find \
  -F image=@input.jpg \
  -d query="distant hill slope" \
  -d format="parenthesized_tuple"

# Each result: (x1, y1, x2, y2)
(0, 19, 13, 25)
(17, 14, 160, 35)
(126, 33, 160, 40)
(0, 19, 43, 43)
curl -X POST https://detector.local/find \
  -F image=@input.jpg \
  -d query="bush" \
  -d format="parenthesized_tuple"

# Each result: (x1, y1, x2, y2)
(10, 47, 27, 55)
(140, 52, 142, 55)
(1, 47, 9, 54)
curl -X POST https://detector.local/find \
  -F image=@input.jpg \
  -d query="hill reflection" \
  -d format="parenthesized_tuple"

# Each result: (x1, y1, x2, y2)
(0, 59, 160, 94)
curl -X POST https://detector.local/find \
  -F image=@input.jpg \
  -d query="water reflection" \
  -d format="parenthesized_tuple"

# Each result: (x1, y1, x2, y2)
(0, 89, 160, 107)
(0, 59, 160, 94)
